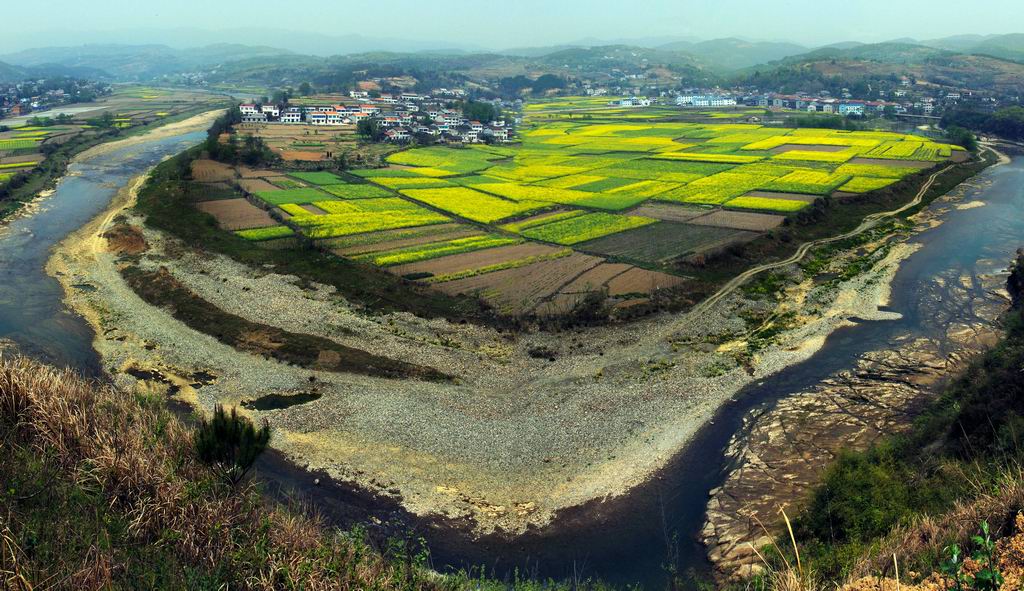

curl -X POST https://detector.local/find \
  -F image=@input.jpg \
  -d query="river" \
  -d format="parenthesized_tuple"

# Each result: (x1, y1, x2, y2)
(0, 130, 205, 371)
(0, 126, 1020, 589)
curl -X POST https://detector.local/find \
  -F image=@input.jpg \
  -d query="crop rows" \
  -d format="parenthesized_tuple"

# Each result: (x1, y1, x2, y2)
(356, 235, 521, 267)
(401, 186, 550, 223)
(520, 212, 656, 245)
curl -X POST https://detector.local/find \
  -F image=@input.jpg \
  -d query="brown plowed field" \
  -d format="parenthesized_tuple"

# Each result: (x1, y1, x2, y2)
(391, 243, 562, 277)
(606, 267, 685, 296)
(299, 204, 327, 215)
(686, 210, 785, 232)
(238, 178, 279, 193)
(280, 151, 326, 161)
(191, 159, 237, 182)
(435, 253, 603, 314)
(237, 166, 282, 179)
(631, 203, 709, 223)
(558, 262, 633, 293)
(196, 198, 276, 230)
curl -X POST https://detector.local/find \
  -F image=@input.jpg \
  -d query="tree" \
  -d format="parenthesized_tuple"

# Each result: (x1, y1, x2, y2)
(194, 405, 270, 487)
(298, 82, 312, 96)
(357, 118, 383, 141)
(461, 100, 499, 123)
(945, 125, 978, 152)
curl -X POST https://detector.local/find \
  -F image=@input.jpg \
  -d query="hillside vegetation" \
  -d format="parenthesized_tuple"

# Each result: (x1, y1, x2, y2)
(0, 354, 608, 590)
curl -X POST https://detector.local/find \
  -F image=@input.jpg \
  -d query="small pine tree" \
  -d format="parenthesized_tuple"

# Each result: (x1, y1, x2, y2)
(194, 405, 271, 487)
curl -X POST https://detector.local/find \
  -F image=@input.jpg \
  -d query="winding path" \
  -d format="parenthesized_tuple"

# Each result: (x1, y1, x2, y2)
(686, 162, 958, 318)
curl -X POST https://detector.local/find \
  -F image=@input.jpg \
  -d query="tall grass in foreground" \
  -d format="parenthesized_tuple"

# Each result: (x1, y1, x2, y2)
(0, 354, 621, 590)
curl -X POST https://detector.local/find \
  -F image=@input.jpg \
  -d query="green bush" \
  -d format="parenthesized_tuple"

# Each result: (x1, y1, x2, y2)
(194, 405, 270, 486)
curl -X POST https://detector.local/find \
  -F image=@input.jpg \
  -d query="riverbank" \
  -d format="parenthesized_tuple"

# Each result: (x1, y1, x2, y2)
(703, 148, 1017, 579)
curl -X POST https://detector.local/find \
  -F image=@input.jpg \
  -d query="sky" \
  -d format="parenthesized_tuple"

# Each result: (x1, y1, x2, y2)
(3, 0, 1024, 53)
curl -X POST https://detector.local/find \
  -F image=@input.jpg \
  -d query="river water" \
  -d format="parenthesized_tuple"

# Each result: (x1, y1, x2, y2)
(0, 129, 1020, 589)
(0, 131, 204, 372)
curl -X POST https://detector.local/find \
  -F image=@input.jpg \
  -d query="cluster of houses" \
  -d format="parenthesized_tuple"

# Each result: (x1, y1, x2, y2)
(594, 86, 979, 119)
(1, 78, 110, 120)
(238, 90, 512, 144)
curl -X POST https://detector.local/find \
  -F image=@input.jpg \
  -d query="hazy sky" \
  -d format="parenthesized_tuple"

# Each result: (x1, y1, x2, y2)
(5, 0, 1024, 51)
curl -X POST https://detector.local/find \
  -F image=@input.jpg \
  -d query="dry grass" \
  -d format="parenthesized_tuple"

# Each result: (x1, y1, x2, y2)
(0, 354, 459, 590)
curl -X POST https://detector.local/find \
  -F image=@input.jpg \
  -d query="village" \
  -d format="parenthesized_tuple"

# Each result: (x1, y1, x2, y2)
(0, 77, 111, 121)
(602, 73, 999, 120)
(239, 88, 514, 144)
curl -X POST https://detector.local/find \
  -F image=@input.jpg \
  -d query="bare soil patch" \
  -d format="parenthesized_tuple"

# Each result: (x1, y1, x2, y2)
(102, 224, 148, 255)
(0, 153, 43, 165)
(196, 198, 276, 231)
(631, 203, 710, 223)
(237, 178, 279, 193)
(190, 159, 237, 183)
(281, 150, 326, 161)
(299, 204, 327, 215)
(237, 166, 281, 179)
(687, 210, 785, 232)
(606, 267, 685, 296)
(436, 253, 602, 314)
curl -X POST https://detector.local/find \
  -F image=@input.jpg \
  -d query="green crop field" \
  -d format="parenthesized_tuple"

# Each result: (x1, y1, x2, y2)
(724, 196, 810, 212)
(289, 171, 346, 185)
(320, 184, 393, 199)
(0, 139, 40, 150)
(255, 188, 338, 206)
(520, 212, 656, 245)
(234, 226, 295, 241)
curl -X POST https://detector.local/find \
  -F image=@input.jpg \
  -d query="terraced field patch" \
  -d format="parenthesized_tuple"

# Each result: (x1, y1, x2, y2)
(402, 186, 551, 223)
(579, 221, 758, 263)
(520, 212, 656, 245)
(196, 198, 276, 231)
(255, 188, 338, 206)
(289, 171, 346, 185)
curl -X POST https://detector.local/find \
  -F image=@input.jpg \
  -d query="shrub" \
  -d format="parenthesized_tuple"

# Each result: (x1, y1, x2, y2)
(194, 405, 270, 486)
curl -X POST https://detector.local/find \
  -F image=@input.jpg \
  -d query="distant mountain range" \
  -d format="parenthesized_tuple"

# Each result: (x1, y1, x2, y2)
(0, 44, 289, 81)
(1, 32, 1023, 93)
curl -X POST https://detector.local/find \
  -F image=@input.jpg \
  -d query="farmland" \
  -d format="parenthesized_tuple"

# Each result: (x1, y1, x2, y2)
(196, 102, 964, 317)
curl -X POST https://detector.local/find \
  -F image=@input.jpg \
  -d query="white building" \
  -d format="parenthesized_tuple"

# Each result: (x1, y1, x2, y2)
(239, 104, 259, 115)
(281, 108, 303, 124)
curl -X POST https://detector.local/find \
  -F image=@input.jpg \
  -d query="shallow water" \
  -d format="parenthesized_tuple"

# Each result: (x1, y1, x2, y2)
(1, 140, 1021, 589)
(0, 130, 204, 372)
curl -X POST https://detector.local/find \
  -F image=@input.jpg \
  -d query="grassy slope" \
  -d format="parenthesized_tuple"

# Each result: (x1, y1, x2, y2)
(0, 354, 620, 590)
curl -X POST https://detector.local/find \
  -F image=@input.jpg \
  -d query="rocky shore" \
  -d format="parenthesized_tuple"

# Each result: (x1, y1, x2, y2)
(702, 171, 1013, 579)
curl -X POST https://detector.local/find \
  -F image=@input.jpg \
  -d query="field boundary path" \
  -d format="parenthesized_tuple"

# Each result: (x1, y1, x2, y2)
(683, 161, 962, 321)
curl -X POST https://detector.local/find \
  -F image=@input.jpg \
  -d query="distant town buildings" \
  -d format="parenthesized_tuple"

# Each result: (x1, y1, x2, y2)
(236, 89, 513, 144)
